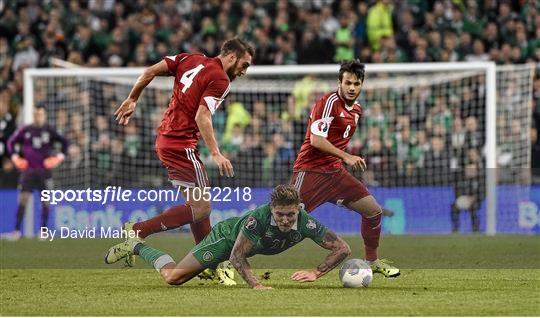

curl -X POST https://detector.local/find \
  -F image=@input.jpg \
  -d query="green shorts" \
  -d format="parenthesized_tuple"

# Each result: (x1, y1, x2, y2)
(190, 221, 234, 268)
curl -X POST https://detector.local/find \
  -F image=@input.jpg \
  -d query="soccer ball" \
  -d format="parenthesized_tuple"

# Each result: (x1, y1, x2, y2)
(339, 259, 373, 288)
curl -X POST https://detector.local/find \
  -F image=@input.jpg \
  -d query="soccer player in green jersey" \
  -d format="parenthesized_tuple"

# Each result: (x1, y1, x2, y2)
(105, 185, 351, 289)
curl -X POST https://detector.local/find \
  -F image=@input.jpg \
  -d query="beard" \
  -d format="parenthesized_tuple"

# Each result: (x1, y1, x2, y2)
(226, 59, 240, 81)
(339, 87, 359, 104)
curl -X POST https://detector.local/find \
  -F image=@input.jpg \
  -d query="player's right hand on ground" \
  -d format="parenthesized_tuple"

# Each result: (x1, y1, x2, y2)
(11, 154, 28, 171)
(115, 98, 137, 125)
(344, 154, 367, 171)
(212, 153, 234, 177)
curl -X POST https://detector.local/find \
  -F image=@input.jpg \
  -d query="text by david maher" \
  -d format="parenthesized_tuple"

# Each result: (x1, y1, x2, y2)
(40, 227, 140, 241)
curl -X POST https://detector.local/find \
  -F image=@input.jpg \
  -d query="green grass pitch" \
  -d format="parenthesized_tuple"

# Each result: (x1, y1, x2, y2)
(1, 235, 539, 316)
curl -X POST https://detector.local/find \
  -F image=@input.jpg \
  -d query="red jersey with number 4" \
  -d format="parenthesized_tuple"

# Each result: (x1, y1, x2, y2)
(293, 91, 362, 172)
(157, 53, 230, 148)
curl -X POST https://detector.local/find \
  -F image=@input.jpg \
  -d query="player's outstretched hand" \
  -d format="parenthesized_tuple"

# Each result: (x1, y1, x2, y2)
(44, 154, 65, 169)
(11, 154, 28, 171)
(212, 153, 234, 177)
(291, 270, 318, 282)
(344, 154, 367, 171)
(115, 98, 137, 125)
(253, 284, 273, 290)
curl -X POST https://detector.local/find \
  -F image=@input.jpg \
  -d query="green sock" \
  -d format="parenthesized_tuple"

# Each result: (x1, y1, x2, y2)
(135, 243, 174, 271)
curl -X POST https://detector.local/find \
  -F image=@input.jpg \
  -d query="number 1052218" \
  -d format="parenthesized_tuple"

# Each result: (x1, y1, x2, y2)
(182, 187, 252, 202)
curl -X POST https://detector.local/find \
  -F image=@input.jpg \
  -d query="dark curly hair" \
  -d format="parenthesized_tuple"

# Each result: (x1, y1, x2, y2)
(339, 59, 366, 82)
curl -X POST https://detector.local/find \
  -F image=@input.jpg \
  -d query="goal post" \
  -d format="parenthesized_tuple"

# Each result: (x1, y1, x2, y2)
(22, 62, 535, 235)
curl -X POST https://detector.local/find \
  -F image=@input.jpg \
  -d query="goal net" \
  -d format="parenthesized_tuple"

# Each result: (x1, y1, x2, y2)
(22, 62, 535, 234)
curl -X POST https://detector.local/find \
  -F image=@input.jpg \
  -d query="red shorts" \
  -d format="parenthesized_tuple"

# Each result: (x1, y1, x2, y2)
(290, 168, 370, 212)
(156, 145, 209, 188)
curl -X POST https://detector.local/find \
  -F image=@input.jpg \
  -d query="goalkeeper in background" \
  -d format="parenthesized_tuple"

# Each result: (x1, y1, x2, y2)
(291, 60, 399, 277)
(3, 105, 68, 241)
(105, 185, 351, 289)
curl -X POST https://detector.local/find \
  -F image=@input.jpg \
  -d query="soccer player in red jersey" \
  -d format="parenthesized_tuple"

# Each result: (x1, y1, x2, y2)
(291, 60, 400, 277)
(113, 38, 254, 284)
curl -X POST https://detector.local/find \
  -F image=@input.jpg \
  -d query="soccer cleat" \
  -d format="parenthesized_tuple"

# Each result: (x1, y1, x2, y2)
(197, 268, 216, 280)
(123, 222, 136, 233)
(104, 236, 143, 266)
(1, 231, 21, 241)
(214, 261, 236, 286)
(369, 259, 400, 278)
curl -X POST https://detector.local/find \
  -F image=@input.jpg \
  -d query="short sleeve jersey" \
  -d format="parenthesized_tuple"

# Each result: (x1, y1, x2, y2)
(157, 53, 231, 148)
(224, 204, 328, 256)
(293, 91, 362, 172)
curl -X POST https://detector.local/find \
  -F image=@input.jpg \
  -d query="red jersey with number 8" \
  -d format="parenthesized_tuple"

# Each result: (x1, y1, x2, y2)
(157, 53, 230, 148)
(293, 91, 363, 172)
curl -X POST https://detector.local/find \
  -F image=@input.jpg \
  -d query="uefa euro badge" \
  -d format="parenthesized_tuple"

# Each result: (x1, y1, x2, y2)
(306, 219, 316, 230)
(318, 121, 328, 134)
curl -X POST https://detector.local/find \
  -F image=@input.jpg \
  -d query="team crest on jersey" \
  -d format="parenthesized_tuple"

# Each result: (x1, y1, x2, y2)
(202, 251, 214, 262)
(245, 216, 257, 230)
(306, 219, 317, 230)
(290, 231, 302, 243)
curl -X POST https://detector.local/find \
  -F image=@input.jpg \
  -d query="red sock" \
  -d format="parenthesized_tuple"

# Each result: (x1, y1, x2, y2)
(190, 216, 211, 243)
(361, 213, 382, 261)
(133, 204, 193, 238)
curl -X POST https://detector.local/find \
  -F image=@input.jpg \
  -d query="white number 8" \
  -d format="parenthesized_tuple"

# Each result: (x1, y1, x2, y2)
(343, 125, 351, 138)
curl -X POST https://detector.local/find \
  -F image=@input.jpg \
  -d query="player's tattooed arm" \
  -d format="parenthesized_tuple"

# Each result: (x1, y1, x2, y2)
(315, 230, 351, 277)
(230, 232, 268, 289)
(291, 229, 350, 283)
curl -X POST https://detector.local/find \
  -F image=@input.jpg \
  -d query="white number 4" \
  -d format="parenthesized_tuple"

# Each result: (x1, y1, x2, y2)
(180, 64, 204, 93)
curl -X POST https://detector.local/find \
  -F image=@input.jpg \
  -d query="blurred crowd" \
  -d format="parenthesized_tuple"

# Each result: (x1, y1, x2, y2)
(0, 0, 539, 187)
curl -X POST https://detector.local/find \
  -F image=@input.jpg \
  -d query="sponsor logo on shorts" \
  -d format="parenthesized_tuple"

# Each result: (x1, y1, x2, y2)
(245, 216, 257, 230)
(202, 251, 214, 262)
(306, 219, 316, 230)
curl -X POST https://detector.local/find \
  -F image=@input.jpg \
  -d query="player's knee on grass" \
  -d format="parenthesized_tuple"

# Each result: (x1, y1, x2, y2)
(161, 269, 188, 286)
